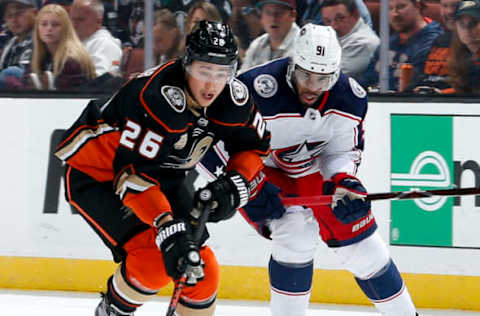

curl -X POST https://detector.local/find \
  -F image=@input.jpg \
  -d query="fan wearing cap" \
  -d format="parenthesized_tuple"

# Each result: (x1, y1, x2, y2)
(0, 0, 38, 89)
(54, 20, 270, 316)
(447, 0, 480, 93)
(238, 0, 299, 73)
(199, 23, 419, 316)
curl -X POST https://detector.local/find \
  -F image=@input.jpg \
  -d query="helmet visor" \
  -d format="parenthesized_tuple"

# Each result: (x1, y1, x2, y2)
(185, 61, 236, 84)
(294, 66, 335, 91)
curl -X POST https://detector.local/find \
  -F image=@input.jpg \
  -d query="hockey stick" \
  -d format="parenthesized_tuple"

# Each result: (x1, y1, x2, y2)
(281, 186, 480, 206)
(165, 197, 213, 316)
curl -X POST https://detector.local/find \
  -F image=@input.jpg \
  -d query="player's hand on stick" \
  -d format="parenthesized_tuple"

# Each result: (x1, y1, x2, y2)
(155, 219, 204, 286)
(244, 179, 285, 221)
(323, 173, 371, 224)
(194, 171, 250, 223)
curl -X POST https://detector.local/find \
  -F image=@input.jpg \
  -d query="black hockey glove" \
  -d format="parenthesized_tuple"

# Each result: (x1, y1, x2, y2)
(323, 173, 371, 224)
(193, 171, 250, 223)
(155, 219, 204, 286)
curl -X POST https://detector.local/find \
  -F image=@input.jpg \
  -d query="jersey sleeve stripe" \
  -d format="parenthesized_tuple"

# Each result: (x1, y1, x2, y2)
(323, 109, 362, 122)
(139, 60, 189, 133)
(55, 123, 118, 161)
(115, 172, 157, 200)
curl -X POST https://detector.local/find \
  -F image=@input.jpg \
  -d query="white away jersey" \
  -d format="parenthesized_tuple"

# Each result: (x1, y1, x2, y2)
(199, 57, 367, 181)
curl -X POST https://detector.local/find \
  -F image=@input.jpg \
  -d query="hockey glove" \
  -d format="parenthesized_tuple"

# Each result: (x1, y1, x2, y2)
(194, 171, 250, 223)
(244, 181, 286, 222)
(323, 173, 371, 224)
(155, 219, 204, 286)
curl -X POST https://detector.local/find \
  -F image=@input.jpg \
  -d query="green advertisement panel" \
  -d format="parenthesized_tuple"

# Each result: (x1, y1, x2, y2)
(390, 115, 453, 247)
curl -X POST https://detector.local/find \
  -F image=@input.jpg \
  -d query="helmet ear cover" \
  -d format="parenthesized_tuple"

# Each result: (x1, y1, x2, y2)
(184, 20, 238, 69)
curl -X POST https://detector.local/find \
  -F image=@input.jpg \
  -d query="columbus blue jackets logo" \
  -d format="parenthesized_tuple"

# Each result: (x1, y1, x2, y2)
(161, 86, 186, 112)
(253, 74, 278, 98)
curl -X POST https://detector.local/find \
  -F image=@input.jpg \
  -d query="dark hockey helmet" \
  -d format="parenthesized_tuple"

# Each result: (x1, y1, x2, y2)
(184, 20, 238, 67)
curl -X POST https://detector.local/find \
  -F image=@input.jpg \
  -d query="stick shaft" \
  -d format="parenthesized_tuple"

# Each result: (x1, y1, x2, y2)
(281, 187, 480, 206)
(166, 275, 186, 316)
(165, 203, 212, 316)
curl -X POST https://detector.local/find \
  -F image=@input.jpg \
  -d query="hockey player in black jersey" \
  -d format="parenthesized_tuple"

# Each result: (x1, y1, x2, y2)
(54, 21, 270, 316)
(199, 23, 418, 315)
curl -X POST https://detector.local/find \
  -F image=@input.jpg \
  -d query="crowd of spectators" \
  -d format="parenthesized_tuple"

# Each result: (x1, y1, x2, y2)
(0, 0, 478, 94)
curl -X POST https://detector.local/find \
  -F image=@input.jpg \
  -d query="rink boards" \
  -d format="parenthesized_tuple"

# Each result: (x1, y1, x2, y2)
(0, 97, 479, 310)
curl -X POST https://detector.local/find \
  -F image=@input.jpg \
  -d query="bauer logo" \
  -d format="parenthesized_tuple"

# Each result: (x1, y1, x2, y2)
(390, 115, 480, 249)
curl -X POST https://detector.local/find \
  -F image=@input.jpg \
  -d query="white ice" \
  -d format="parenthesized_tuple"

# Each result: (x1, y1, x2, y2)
(1, 289, 479, 316)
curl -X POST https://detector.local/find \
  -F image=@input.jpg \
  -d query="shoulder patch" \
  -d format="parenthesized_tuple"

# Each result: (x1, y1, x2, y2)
(161, 85, 186, 113)
(253, 74, 278, 98)
(230, 78, 248, 106)
(349, 77, 367, 99)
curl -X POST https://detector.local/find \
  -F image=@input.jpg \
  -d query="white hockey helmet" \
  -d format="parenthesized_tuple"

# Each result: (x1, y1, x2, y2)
(287, 23, 342, 91)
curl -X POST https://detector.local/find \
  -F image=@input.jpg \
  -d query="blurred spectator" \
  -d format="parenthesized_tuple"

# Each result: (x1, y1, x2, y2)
(300, 0, 373, 29)
(115, 0, 231, 49)
(43, 0, 73, 12)
(124, 0, 148, 47)
(160, 0, 232, 35)
(239, 0, 299, 74)
(0, 0, 37, 89)
(184, 0, 222, 34)
(178, 0, 223, 53)
(101, 0, 126, 43)
(70, 0, 122, 76)
(410, 0, 460, 93)
(447, 0, 480, 94)
(26, 4, 95, 89)
(359, 0, 444, 91)
(321, 0, 379, 80)
(120, 2, 224, 79)
(0, 19, 12, 52)
(230, 0, 264, 51)
(153, 8, 181, 65)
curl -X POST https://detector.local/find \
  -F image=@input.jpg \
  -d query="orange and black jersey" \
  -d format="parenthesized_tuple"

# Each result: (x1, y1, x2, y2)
(409, 32, 452, 91)
(55, 59, 270, 225)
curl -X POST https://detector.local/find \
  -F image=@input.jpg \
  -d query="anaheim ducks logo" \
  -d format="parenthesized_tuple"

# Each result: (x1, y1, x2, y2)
(164, 135, 214, 169)
(161, 85, 186, 113)
(253, 74, 278, 98)
(174, 133, 188, 150)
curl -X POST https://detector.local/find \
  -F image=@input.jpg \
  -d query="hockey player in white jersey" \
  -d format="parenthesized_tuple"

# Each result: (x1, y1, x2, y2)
(199, 23, 418, 315)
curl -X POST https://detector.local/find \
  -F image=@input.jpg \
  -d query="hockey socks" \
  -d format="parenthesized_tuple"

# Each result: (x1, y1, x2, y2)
(103, 265, 158, 315)
(269, 257, 313, 316)
(355, 259, 416, 315)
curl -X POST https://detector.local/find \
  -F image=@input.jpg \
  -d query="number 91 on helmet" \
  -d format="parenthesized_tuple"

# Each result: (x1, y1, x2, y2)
(287, 23, 342, 92)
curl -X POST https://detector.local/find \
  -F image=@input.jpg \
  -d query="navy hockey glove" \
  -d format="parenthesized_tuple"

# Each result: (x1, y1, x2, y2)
(244, 181, 286, 222)
(155, 219, 204, 285)
(323, 173, 371, 224)
(194, 171, 250, 223)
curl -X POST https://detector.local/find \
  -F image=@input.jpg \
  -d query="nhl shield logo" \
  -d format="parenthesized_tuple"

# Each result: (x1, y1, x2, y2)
(253, 74, 278, 98)
(161, 86, 186, 113)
